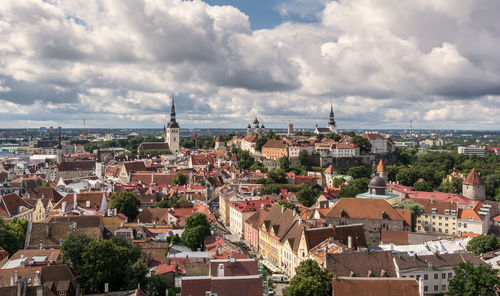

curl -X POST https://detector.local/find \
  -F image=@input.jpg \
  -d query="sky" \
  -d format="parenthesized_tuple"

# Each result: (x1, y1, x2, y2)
(0, 0, 499, 130)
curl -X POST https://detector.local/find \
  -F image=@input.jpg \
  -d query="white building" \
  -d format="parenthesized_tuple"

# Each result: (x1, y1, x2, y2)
(362, 133, 390, 154)
(330, 143, 359, 158)
(229, 200, 275, 237)
(458, 145, 485, 157)
(165, 96, 180, 153)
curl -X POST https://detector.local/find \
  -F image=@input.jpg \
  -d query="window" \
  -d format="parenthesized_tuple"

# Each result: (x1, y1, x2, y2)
(409, 275, 414, 278)
(439, 216, 442, 220)
(448, 273, 452, 278)
(424, 286, 428, 292)
(424, 274, 428, 280)
(458, 223, 462, 227)
(442, 285, 446, 291)
(416, 275, 420, 280)
(442, 273, 446, 279)
(418, 226, 421, 230)
(439, 223, 442, 226)
(464, 223, 467, 228)
(434, 285, 438, 291)
(434, 274, 438, 279)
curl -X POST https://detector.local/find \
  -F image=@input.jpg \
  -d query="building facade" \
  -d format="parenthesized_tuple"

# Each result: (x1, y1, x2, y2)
(165, 96, 180, 153)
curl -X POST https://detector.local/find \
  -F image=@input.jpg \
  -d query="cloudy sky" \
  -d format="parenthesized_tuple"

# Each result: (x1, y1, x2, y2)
(0, 0, 499, 130)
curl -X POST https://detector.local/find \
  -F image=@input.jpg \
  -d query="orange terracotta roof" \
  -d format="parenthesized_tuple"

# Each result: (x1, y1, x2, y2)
(459, 209, 482, 221)
(376, 160, 387, 172)
(462, 168, 485, 186)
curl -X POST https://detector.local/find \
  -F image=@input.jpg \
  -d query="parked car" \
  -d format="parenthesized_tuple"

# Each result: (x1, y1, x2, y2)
(271, 274, 289, 283)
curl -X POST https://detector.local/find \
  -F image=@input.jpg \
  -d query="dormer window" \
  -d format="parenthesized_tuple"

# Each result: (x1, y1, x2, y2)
(340, 210, 349, 218)
(432, 208, 437, 214)
(381, 211, 389, 219)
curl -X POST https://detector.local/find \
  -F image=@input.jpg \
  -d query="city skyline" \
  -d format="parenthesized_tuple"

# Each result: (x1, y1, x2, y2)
(0, 0, 499, 130)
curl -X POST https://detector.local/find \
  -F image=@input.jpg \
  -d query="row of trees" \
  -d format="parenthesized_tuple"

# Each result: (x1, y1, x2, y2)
(84, 136, 163, 154)
(0, 218, 28, 255)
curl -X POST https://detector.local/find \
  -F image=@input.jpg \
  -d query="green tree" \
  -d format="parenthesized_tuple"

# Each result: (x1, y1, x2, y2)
(394, 200, 425, 232)
(110, 192, 141, 221)
(413, 181, 433, 192)
(298, 150, 310, 168)
(0, 218, 28, 255)
(284, 259, 333, 296)
(260, 183, 281, 195)
(165, 234, 182, 257)
(325, 133, 341, 141)
(296, 186, 320, 207)
(349, 177, 370, 192)
(448, 262, 500, 296)
(396, 168, 419, 186)
(181, 213, 211, 250)
(278, 200, 300, 213)
(437, 177, 462, 194)
(347, 166, 372, 179)
(466, 235, 500, 256)
(351, 135, 372, 154)
(279, 156, 290, 171)
(331, 177, 345, 187)
(173, 173, 187, 186)
(249, 161, 267, 172)
(77, 239, 146, 293)
(336, 185, 363, 198)
(147, 275, 169, 296)
(61, 233, 93, 271)
(237, 150, 254, 170)
(267, 168, 287, 184)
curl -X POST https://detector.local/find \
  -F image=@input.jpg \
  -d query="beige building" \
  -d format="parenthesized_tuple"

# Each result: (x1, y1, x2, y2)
(413, 199, 458, 235)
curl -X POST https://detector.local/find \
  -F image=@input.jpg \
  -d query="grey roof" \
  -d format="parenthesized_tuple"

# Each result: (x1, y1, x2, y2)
(369, 176, 386, 188)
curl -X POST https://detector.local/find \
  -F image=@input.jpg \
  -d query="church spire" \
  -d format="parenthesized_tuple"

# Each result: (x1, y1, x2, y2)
(167, 95, 179, 128)
(328, 104, 335, 126)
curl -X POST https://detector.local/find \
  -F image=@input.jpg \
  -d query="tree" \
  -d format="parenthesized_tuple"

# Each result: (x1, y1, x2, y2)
(298, 150, 310, 168)
(267, 168, 287, 184)
(297, 186, 320, 207)
(349, 177, 370, 192)
(394, 200, 425, 232)
(110, 192, 140, 221)
(237, 150, 254, 170)
(336, 185, 363, 198)
(413, 181, 433, 192)
(284, 259, 333, 296)
(165, 234, 182, 257)
(147, 275, 169, 296)
(325, 133, 341, 141)
(332, 177, 345, 187)
(466, 235, 500, 256)
(77, 239, 146, 293)
(351, 136, 372, 154)
(437, 177, 462, 194)
(249, 161, 267, 172)
(347, 166, 372, 179)
(278, 201, 299, 213)
(61, 233, 93, 271)
(181, 213, 211, 250)
(396, 168, 419, 186)
(173, 173, 187, 186)
(0, 218, 28, 255)
(448, 262, 500, 296)
(279, 156, 290, 171)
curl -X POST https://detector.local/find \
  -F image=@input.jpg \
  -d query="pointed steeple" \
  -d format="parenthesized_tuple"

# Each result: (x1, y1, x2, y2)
(167, 95, 179, 128)
(328, 104, 336, 126)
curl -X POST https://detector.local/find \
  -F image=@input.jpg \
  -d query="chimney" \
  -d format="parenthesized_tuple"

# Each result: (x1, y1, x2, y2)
(34, 271, 41, 286)
(281, 205, 285, 213)
(261, 203, 265, 210)
(418, 278, 424, 296)
(61, 201, 67, 212)
(348, 236, 353, 249)
(85, 200, 90, 208)
(14, 270, 18, 283)
(73, 193, 77, 209)
(218, 263, 225, 277)
(39, 240, 43, 250)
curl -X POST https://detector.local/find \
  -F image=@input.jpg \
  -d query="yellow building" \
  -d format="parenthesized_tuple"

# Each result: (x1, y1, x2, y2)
(32, 199, 53, 222)
(413, 199, 458, 235)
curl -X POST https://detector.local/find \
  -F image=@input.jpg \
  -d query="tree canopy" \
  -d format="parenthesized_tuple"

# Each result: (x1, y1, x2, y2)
(61, 232, 94, 271)
(110, 192, 141, 221)
(297, 186, 321, 207)
(266, 168, 287, 184)
(466, 235, 500, 256)
(0, 218, 28, 255)
(351, 136, 372, 154)
(173, 173, 188, 186)
(394, 200, 425, 231)
(181, 213, 211, 250)
(448, 262, 500, 296)
(284, 259, 333, 296)
(347, 166, 372, 179)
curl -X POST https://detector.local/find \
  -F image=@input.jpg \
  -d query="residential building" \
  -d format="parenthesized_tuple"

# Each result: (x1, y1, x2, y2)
(394, 253, 484, 295)
(458, 145, 485, 157)
(324, 199, 406, 244)
(413, 199, 459, 235)
(243, 207, 270, 250)
(288, 141, 314, 158)
(326, 251, 397, 277)
(331, 143, 359, 158)
(261, 140, 288, 160)
(332, 277, 421, 296)
(457, 202, 491, 236)
(229, 200, 275, 237)
(362, 133, 391, 154)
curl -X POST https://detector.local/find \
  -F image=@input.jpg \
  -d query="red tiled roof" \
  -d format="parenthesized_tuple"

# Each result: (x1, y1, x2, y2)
(376, 160, 387, 172)
(325, 199, 403, 221)
(463, 168, 485, 186)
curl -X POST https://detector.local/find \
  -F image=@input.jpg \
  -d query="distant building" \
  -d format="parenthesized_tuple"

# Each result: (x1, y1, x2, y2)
(314, 105, 337, 134)
(356, 176, 401, 205)
(214, 135, 225, 150)
(261, 140, 288, 160)
(458, 145, 485, 157)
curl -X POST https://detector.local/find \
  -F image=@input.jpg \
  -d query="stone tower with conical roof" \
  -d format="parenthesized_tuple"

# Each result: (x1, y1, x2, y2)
(165, 95, 180, 153)
(462, 168, 485, 201)
(376, 159, 388, 181)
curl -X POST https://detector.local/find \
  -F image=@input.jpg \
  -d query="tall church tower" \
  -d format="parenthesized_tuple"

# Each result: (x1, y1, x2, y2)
(165, 96, 180, 153)
(56, 127, 63, 164)
(327, 104, 337, 133)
